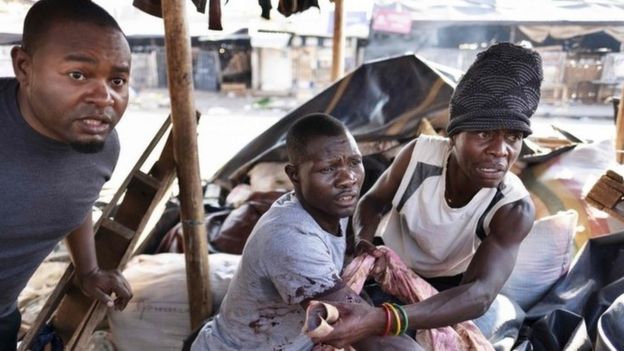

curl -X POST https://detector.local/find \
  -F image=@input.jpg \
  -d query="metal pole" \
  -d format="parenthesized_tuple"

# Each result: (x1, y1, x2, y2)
(161, 0, 213, 328)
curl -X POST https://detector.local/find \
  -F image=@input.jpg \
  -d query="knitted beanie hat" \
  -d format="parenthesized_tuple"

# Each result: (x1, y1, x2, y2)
(446, 42, 543, 137)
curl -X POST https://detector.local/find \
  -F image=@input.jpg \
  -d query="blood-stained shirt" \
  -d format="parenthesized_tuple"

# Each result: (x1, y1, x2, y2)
(192, 192, 347, 351)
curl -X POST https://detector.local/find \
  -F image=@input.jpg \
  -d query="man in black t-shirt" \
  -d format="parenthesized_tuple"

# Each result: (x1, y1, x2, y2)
(0, 1, 133, 349)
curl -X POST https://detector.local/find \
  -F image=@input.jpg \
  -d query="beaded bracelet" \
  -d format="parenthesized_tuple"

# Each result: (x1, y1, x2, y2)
(392, 303, 409, 334)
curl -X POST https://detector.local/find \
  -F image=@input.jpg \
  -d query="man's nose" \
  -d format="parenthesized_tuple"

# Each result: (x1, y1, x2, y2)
(487, 134, 509, 157)
(86, 79, 114, 107)
(336, 167, 357, 187)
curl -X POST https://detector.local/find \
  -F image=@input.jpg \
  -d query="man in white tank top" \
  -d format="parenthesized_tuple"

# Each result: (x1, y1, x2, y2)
(311, 43, 543, 348)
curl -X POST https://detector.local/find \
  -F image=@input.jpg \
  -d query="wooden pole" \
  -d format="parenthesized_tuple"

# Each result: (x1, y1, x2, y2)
(161, 0, 213, 328)
(331, 0, 345, 81)
(616, 87, 624, 164)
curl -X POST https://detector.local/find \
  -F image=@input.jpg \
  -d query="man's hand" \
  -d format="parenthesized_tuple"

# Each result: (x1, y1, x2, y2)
(355, 240, 389, 281)
(311, 302, 385, 348)
(354, 239, 378, 256)
(76, 268, 132, 310)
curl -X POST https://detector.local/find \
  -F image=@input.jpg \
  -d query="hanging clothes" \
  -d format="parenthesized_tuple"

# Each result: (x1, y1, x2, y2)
(277, 0, 320, 18)
(133, 0, 221, 30)
(259, 0, 272, 19)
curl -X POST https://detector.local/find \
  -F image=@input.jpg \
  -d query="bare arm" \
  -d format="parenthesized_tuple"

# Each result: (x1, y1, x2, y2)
(65, 214, 99, 277)
(401, 197, 535, 328)
(316, 197, 535, 347)
(303, 282, 417, 351)
(65, 214, 132, 309)
(355, 140, 416, 243)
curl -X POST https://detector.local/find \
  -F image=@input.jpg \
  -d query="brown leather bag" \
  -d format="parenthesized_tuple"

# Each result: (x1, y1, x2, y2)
(156, 191, 285, 254)
(211, 191, 285, 254)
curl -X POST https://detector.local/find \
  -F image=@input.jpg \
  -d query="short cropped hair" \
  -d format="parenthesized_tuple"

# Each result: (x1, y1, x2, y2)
(22, 0, 125, 54)
(286, 113, 348, 164)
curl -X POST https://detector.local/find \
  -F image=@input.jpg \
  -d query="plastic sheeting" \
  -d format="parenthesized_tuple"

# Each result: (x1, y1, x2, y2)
(513, 231, 624, 351)
(596, 293, 624, 351)
(210, 54, 460, 189)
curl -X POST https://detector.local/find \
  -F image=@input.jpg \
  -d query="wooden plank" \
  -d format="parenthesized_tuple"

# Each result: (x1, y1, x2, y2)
(94, 117, 172, 230)
(331, 0, 345, 81)
(100, 218, 135, 240)
(131, 170, 162, 192)
(17, 267, 74, 350)
(67, 300, 108, 349)
(162, 0, 212, 329)
(60, 129, 179, 350)
(586, 170, 624, 223)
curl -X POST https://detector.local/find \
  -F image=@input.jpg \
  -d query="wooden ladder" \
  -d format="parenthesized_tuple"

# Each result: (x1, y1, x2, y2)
(19, 114, 185, 350)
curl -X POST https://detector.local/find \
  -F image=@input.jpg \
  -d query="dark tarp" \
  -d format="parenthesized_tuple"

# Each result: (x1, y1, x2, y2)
(513, 231, 624, 351)
(596, 292, 624, 350)
(210, 54, 460, 190)
(209, 53, 580, 190)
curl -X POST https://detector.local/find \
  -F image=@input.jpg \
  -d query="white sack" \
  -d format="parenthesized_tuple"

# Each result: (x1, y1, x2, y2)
(108, 253, 241, 351)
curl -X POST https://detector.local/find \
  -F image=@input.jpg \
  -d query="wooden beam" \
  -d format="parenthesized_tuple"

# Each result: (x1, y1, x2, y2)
(161, 0, 213, 328)
(616, 88, 624, 164)
(331, 0, 345, 81)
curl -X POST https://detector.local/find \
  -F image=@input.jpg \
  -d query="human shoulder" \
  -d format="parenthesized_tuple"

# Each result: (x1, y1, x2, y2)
(489, 196, 535, 244)
(416, 134, 449, 148)
(96, 129, 120, 173)
(396, 134, 448, 156)
(253, 193, 321, 239)
(105, 128, 120, 155)
(393, 135, 450, 165)
(501, 171, 528, 195)
(0, 77, 18, 92)
(261, 192, 307, 224)
(388, 135, 449, 177)
(0, 78, 19, 117)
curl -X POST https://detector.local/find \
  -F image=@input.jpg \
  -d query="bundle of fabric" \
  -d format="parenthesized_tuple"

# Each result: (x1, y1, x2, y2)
(305, 247, 492, 350)
(342, 247, 493, 350)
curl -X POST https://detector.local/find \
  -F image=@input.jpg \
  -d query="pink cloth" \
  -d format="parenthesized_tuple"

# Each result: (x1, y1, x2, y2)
(341, 246, 493, 351)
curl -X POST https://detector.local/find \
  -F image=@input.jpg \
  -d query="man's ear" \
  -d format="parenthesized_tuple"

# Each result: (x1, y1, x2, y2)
(11, 46, 31, 86)
(285, 164, 299, 185)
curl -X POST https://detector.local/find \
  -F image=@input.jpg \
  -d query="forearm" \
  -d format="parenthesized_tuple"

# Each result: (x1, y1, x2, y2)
(353, 195, 386, 243)
(65, 214, 99, 276)
(400, 199, 535, 329)
(403, 283, 493, 330)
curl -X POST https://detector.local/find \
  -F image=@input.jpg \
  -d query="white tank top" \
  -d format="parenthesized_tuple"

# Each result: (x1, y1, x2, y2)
(381, 135, 529, 278)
